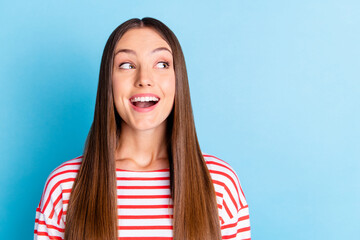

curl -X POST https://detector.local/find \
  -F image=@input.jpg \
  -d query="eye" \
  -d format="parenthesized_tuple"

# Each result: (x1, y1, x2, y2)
(119, 62, 135, 69)
(156, 61, 170, 69)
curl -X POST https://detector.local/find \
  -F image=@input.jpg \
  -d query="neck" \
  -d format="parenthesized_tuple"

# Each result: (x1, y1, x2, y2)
(114, 121, 169, 171)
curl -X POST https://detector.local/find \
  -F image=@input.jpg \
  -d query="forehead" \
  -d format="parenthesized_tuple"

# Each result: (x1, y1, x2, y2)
(115, 27, 171, 51)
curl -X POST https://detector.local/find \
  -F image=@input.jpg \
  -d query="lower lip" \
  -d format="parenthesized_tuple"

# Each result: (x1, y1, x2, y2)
(130, 101, 159, 113)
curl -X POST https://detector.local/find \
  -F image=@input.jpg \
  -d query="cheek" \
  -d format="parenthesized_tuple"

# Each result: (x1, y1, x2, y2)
(112, 79, 129, 115)
(170, 78, 176, 101)
(163, 75, 176, 98)
(112, 84, 122, 106)
(112, 75, 130, 98)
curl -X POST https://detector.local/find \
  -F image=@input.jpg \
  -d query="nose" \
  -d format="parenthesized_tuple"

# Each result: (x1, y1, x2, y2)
(135, 66, 153, 87)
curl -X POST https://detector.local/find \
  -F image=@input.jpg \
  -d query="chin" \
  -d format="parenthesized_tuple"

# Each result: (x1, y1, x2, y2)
(130, 120, 166, 132)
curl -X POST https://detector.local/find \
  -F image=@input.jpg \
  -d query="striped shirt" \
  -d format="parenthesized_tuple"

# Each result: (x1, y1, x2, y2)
(34, 154, 251, 240)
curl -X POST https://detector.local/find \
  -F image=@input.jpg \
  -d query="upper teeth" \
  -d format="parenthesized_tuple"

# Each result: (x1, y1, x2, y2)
(131, 96, 159, 103)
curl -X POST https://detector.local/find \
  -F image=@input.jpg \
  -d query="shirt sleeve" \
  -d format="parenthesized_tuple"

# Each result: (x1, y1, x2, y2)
(219, 167, 251, 240)
(34, 173, 66, 240)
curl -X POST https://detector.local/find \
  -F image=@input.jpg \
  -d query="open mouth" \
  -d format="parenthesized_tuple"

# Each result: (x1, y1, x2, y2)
(130, 96, 160, 108)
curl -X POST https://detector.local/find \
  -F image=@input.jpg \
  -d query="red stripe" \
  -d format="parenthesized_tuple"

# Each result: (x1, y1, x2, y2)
(212, 179, 225, 188)
(221, 215, 250, 230)
(223, 184, 239, 211)
(34, 230, 64, 240)
(118, 238, 172, 240)
(238, 215, 250, 221)
(49, 194, 63, 219)
(36, 220, 64, 232)
(238, 205, 249, 212)
(203, 155, 234, 172)
(117, 195, 171, 199)
(43, 178, 76, 213)
(52, 158, 82, 173)
(117, 185, 170, 190)
(118, 205, 173, 209)
(117, 177, 170, 181)
(237, 226, 251, 233)
(118, 215, 173, 219)
(117, 168, 169, 173)
(220, 216, 225, 225)
(215, 191, 223, 198)
(222, 226, 251, 239)
(205, 158, 237, 175)
(118, 225, 173, 230)
(223, 199, 233, 219)
(57, 208, 63, 225)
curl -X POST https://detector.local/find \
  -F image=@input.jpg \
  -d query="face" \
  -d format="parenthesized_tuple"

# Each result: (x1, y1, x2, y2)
(112, 27, 176, 132)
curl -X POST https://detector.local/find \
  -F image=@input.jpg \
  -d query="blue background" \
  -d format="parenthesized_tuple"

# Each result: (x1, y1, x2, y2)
(1, 0, 359, 239)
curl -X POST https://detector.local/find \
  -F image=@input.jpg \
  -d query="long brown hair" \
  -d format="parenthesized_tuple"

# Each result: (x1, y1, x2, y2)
(65, 17, 222, 240)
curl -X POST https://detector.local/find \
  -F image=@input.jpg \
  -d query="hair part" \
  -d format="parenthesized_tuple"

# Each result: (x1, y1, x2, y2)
(65, 17, 221, 240)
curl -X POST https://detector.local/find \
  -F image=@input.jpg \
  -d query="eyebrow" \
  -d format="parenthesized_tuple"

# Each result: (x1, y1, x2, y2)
(115, 47, 172, 56)
(152, 47, 172, 54)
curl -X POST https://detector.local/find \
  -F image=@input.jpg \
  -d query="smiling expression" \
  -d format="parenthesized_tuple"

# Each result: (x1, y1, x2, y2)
(112, 27, 176, 132)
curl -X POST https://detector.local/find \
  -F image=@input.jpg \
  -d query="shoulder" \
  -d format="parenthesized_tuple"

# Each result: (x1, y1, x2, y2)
(38, 156, 83, 215)
(203, 153, 237, 175)
(202, 153, 248, 212)
(203, 153, 243, 192)
(203, 154, 251, 240)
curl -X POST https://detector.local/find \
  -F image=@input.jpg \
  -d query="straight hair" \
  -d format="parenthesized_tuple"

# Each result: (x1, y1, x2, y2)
(65, 17, 222, 240)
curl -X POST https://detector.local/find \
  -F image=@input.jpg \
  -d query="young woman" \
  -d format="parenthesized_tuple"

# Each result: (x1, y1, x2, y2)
(34, 17, 251, 240)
